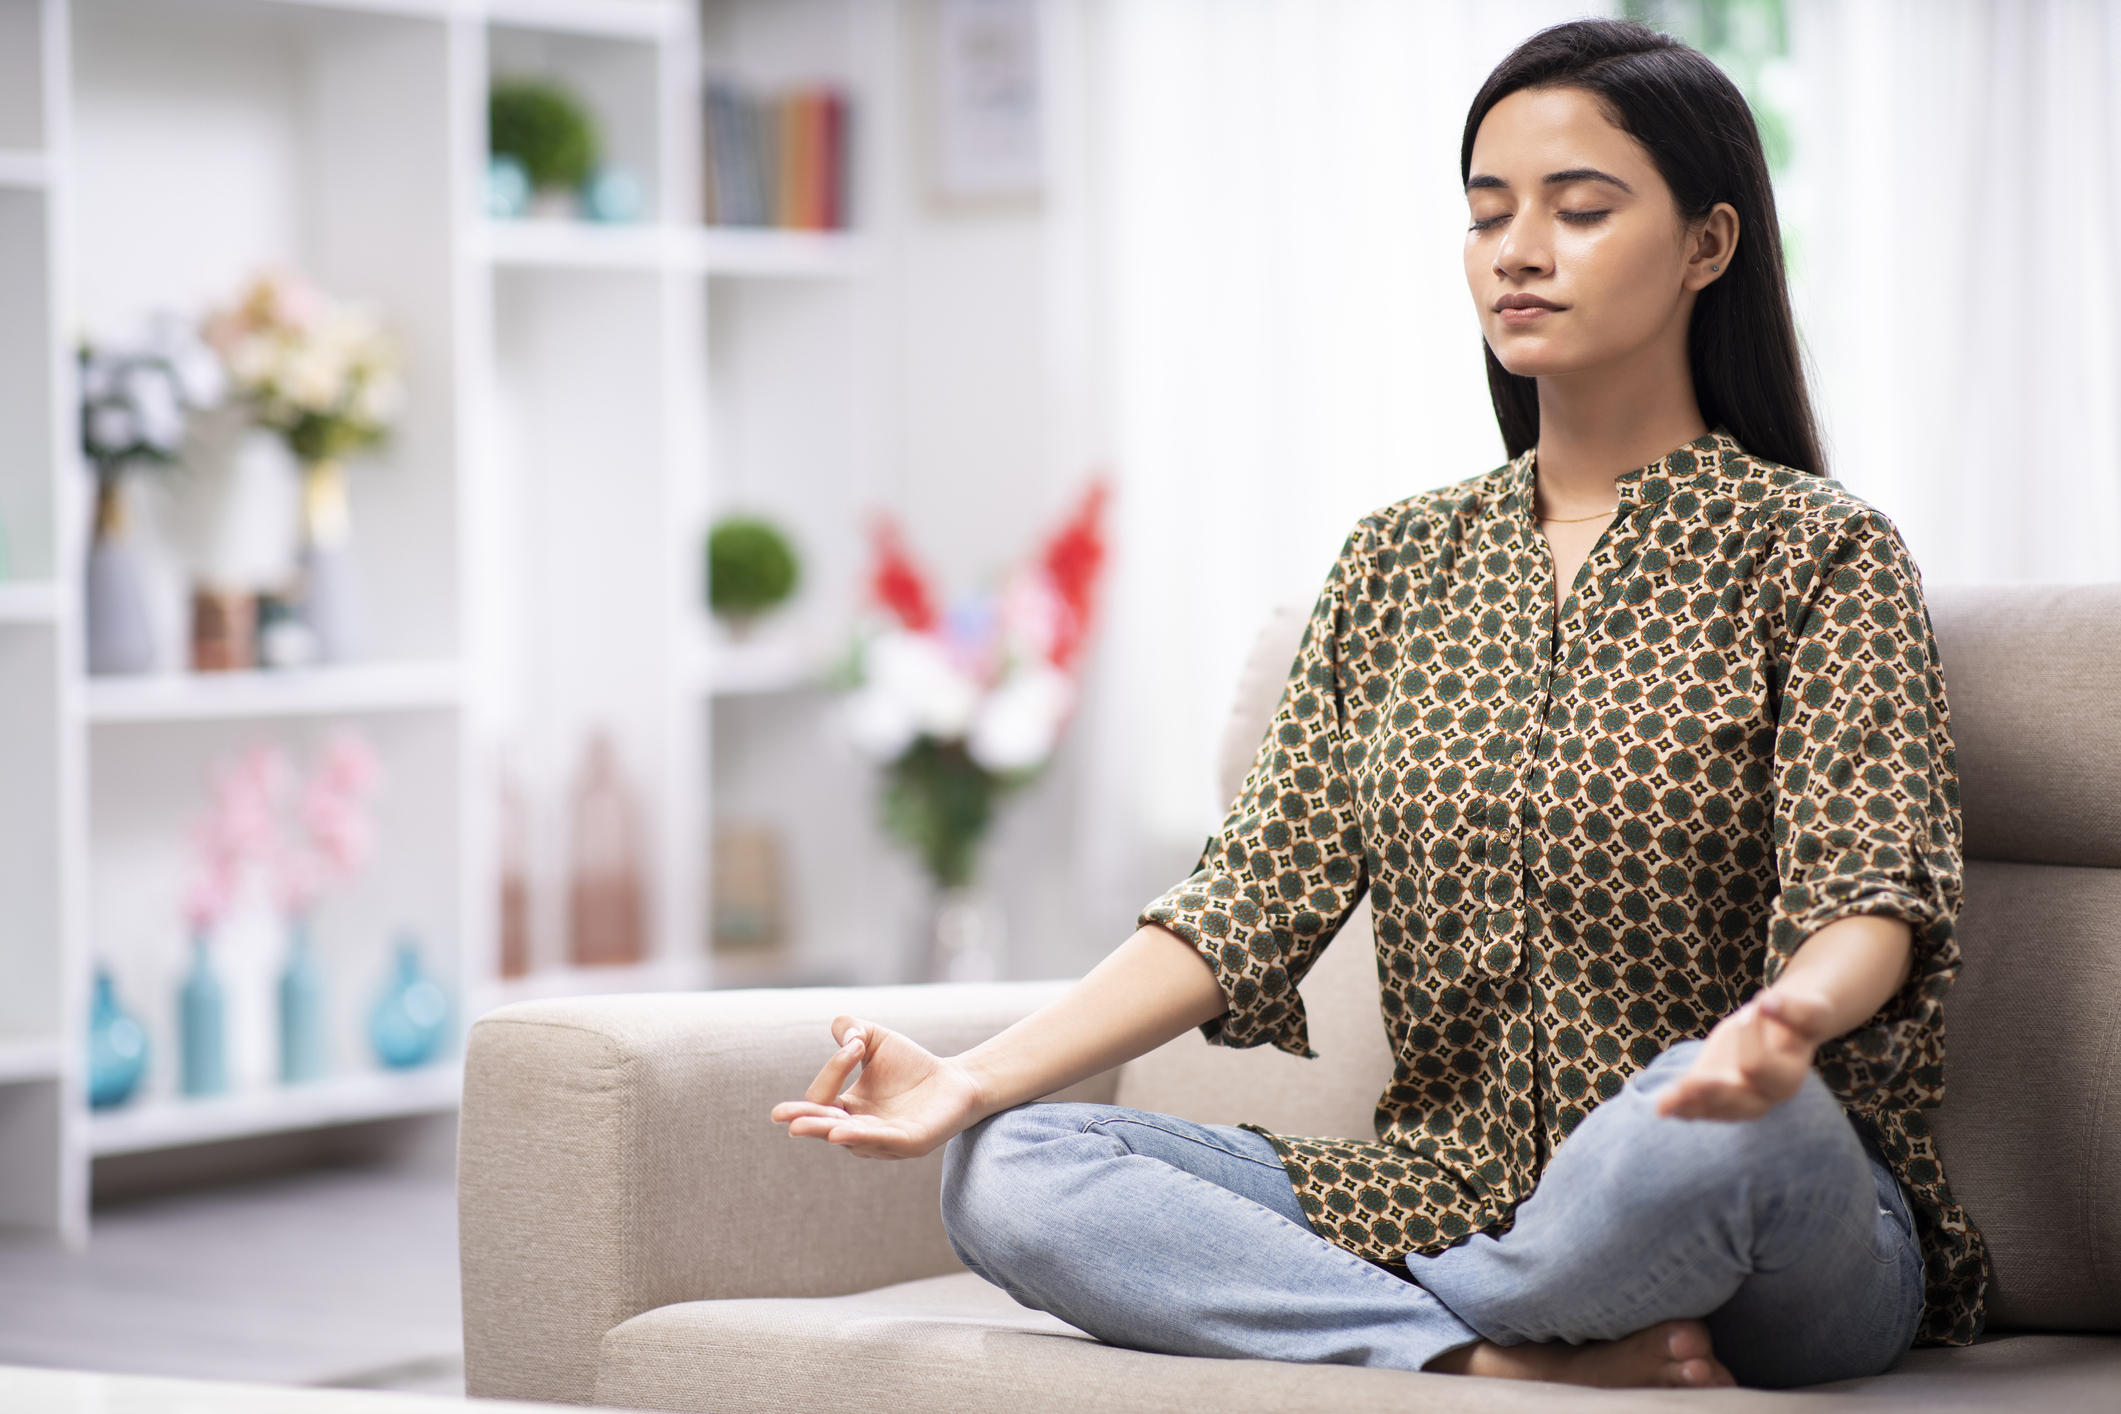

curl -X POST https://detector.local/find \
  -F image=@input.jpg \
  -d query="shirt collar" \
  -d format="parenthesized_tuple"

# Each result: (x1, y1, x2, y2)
(1509, 428, 1741, 517)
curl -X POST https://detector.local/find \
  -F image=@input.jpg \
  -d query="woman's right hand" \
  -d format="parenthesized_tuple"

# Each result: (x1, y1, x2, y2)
(771, 1016, 988, 1160)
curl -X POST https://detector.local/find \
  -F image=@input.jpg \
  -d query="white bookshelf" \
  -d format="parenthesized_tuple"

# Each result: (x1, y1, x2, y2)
(0, 149, 48, 188)
(87, 1065, 462, 1158)
(0, 0, 889, 1242)
(0, 581, 59, 622)
(84, 662, 464, 723)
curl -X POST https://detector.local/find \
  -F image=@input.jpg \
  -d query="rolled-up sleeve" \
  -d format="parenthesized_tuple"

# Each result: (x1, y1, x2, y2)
(1764, 508, 1963, 1107)
(1140, 540, 1370, 1057)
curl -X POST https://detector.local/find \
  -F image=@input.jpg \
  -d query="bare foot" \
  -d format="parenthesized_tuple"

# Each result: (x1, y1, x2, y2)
(1426, 1319, 1736, 1388)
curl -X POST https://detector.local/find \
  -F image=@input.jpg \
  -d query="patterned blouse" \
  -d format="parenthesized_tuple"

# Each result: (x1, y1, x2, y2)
(1142, 431, 1987, 1346)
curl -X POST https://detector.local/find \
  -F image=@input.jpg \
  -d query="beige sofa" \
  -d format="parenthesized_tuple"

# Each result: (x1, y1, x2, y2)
(460, 585, 2121, 1412)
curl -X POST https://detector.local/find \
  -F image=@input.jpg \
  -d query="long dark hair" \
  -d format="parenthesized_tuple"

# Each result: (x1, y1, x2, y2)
(1462, 20, 1824, 476)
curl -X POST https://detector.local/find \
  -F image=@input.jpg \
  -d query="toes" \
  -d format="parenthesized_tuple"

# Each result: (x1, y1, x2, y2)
(1661, 1319, 1716, 1363)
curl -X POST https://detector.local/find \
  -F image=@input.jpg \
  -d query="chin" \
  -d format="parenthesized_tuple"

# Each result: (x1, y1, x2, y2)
(1488, 343, 1581, 379)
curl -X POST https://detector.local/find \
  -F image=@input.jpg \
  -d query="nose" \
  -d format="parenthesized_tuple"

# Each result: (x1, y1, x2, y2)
(1494, 214, 1552, 284)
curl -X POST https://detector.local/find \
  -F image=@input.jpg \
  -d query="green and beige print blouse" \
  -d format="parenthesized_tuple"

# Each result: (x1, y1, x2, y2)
(1143, 431, 1988, 1346)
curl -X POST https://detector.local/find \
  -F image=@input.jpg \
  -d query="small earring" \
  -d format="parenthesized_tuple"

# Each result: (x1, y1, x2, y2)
(1710, 264, 1721, 271)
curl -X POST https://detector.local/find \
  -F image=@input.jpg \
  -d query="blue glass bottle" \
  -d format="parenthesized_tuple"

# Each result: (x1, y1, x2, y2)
(369, 937, 448, 1069)
(179, 935, 227, 1097)
(87, 968, 148, 1109)
(279, 922, 328, 1084)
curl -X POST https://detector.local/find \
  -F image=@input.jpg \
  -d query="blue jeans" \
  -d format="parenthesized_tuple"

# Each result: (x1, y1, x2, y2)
(941, 1041, 1925, 1388)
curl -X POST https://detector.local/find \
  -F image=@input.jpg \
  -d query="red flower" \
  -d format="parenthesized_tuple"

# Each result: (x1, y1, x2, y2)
(1040, 479, 1109, 671)
(869, 515, 939, 632)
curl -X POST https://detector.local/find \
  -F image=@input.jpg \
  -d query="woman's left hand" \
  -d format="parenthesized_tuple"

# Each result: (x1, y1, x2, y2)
(1657, 987, 1837, 1121)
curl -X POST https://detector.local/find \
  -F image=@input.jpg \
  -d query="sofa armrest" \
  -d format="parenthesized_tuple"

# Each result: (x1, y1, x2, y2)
(458, 981, 1110, 1404)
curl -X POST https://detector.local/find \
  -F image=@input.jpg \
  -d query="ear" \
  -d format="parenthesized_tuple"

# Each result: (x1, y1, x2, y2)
(1683, 202, 1741, 291)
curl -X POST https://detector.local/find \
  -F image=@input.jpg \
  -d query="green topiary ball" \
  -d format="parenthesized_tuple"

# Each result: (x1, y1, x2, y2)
(489, 79, 600, 193)
(708, 517, 800, 622)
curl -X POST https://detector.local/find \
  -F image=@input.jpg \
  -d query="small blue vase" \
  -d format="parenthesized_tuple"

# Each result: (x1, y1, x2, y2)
(580, 165, 644, 224)
(487, 153, 531, 219)
(179, 935, 227, 1097)
(87, 969, 148, 1110)
(280, 923, 328, 1084)
(369, 938, 448, 1070)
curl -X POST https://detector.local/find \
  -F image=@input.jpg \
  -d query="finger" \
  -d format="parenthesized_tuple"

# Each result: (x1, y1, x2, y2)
(772, 1101, 851, 1124)
(803, 1025, 871, 1106)
(786, 1113, 857, 1140)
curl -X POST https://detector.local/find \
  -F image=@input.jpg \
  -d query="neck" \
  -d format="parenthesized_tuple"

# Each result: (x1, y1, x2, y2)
(1531, 331, 1707, 516)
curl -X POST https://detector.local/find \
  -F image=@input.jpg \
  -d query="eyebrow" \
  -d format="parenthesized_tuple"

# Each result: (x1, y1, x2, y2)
(1465, 168, 1636, 194)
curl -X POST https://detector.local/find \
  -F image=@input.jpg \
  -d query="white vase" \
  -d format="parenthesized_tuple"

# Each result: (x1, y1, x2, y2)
(929, 885, 1005, 983)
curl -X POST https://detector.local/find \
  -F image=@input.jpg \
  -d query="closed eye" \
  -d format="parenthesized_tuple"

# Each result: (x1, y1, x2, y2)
(1470, 214, 1509, 232)
(1558, 209, 1612, 225)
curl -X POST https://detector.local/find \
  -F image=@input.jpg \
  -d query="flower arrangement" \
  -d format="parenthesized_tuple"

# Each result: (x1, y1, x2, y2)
(79, 315, 226, 483)
(183, 734, 382, 933)
(204, 269, 402, 468)
(840, 483, 1108, 891)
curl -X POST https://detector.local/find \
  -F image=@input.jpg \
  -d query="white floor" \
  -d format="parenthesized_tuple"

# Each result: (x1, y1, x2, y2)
(0, 1153, 463, 1395)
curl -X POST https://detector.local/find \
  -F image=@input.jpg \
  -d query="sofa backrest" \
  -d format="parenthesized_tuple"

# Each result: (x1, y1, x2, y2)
(1924, 585, 2121, 1332)
(1117, 587, 2120, 1335)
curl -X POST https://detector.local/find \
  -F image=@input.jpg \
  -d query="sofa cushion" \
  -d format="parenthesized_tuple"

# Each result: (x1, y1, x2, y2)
(595, 1271, 2121, 1414)
(1929, 860, 2121, 1330)
(1927, 584, 2121, 868)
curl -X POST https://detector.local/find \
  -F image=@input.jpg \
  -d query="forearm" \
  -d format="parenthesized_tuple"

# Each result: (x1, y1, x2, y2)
(1773, 913, 1913, 1040)
(957, 924, 1226, 1120)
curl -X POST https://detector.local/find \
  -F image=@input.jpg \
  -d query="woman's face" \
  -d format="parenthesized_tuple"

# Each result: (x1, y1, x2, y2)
(1464, 86, 1733, 380)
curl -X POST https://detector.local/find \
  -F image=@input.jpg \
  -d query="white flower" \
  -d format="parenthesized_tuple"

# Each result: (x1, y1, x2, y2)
(840, 683, 920, 762)
(840, 632, 982, 762)
(123, 364, 185, 451)
(350, 371, 403, 426)
(283, 344, 345, 413)
(229, 335, 279, 387)
(80, 354, 118, 401)
(89, 403, 137, 453)
(968, 663, 1073, 773)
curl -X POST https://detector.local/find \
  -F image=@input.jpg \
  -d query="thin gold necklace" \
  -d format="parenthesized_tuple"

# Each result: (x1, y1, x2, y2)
(1539, 507, 1618, 524)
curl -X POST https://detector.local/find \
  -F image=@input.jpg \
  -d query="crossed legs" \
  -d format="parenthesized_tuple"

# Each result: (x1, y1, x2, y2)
(941, 1042, 1925, 1388)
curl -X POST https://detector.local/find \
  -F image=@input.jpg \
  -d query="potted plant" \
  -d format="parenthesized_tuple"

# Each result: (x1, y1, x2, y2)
(707, 515, 801, 637)
(489, 78, 600, 220)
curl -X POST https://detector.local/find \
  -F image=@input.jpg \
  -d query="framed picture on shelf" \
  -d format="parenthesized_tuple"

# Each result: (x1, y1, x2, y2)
(931, 0, 1044, 205)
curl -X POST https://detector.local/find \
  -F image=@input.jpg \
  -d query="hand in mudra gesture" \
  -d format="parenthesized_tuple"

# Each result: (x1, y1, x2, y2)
(772, 1018, 986, 1160)
(1656, 985, 1838, 1121)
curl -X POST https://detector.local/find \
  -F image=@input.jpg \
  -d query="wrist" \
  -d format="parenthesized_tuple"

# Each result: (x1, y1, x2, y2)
(952, 1047, 1008, 1124)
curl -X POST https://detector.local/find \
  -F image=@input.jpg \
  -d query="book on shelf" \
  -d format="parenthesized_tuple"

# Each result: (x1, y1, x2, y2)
(704, 80, 850, 231)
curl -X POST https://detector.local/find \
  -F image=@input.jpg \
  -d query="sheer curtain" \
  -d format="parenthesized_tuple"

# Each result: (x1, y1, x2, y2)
(1075, 0, 2121, 924)
(1785, 0, 2121, 583)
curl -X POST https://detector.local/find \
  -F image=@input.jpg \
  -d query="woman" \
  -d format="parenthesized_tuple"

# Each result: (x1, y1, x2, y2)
(774, 19, 1987, 1390)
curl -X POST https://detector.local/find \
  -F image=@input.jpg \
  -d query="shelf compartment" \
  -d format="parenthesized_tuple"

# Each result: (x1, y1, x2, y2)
(0, 582, 59, 623)
(84, 661, 462, 723)
(0, 151, 48, 189)
(87, 1064, 459, 1157)
(0, 1036, 61, 1084)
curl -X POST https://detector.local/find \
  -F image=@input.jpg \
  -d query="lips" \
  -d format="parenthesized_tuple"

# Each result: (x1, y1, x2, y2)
(1494, 293, 1565, 312)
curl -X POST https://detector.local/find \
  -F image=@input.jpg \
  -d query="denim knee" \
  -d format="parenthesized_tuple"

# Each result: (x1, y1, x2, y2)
(941, 1104, 1074, 1278)
(1625, 1040, 1865, 1190)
